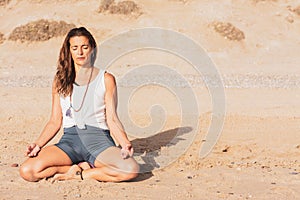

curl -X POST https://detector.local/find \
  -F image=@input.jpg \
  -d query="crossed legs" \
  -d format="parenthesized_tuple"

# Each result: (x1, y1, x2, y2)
(20, 146, 139, 182)
(82, 146, 139, 182)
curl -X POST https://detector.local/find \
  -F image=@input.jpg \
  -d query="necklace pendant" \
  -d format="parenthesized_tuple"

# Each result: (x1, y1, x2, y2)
(66, 107, 72, 118)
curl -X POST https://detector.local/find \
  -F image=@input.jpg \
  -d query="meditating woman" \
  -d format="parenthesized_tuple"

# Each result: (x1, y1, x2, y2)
(19, 27, 139, 182)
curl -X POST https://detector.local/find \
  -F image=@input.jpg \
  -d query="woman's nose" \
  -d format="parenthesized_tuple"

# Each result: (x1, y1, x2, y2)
(78, 48, 83, 55)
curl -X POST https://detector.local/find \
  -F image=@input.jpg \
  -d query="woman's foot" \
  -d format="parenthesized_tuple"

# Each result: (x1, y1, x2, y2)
(78, 162, 92, 170)
(50, 165, 82, 183)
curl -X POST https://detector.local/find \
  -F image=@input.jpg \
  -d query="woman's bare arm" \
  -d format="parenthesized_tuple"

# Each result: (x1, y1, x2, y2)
(26, 80, 63, 156)
(104, 72, 133, 157)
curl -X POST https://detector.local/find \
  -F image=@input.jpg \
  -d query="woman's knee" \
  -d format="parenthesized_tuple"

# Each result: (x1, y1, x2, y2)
(19, 159, 46, 182)
(19, 162, 37, 182)
(120, 161, 140, 181)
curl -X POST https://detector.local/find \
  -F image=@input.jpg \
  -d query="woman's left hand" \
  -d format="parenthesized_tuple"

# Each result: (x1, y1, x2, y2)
(121, 143, 134, 159)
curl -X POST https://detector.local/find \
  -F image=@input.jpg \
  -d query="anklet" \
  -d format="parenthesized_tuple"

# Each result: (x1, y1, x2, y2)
(76, 170, 84, 180)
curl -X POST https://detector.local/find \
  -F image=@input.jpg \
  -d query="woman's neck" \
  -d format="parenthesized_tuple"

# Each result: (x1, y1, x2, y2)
(75, 64, 92, 75)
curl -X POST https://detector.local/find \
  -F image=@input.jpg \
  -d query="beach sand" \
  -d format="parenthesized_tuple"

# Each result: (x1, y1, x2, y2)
(0, 0, 300, 199)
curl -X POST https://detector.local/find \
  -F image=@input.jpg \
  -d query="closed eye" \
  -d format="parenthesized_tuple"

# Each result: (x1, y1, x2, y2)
(71, 46, 78, 51)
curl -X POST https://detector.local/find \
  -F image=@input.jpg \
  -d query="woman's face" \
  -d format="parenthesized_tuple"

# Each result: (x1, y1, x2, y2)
(69, 36, 92, 67)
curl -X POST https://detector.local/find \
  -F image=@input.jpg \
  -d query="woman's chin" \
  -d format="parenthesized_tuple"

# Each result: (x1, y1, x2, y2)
(75, 62, 88, 67)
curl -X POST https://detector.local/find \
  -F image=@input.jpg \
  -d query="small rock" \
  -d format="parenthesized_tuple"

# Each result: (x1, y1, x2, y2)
(11, 163, 18, 167)
(222, 146, 230, 152)
(293, 6, 300, 16)
(187, 176, 192, 179)
(289, 172, 298, 175)
(285, 14, 294, 23)
(75, 194, 81, 198)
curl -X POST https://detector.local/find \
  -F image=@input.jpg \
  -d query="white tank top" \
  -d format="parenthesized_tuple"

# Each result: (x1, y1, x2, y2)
(60, 69, 108, 130)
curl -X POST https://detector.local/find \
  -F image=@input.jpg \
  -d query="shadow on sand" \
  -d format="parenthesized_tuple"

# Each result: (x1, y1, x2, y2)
(131, 126, 193, 181)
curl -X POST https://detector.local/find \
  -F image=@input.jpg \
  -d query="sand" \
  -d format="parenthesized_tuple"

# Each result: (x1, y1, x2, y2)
(0, 0, 300, 199)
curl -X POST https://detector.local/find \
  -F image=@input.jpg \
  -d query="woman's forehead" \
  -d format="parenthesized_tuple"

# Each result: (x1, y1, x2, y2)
(69, 36, 89, 46)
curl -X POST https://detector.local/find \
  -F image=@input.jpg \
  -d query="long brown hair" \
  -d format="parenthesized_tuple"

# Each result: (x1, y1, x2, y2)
(55, 27, 97, 97)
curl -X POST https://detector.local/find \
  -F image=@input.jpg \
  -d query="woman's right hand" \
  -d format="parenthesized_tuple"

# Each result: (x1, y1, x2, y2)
(25, 143, 41, 157)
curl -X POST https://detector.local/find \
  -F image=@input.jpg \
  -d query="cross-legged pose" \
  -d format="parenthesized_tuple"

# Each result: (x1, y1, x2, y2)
(20, 27, 139, 182)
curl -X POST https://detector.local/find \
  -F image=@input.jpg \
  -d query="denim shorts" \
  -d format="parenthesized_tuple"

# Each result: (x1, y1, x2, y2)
(55, 125, 116, 165)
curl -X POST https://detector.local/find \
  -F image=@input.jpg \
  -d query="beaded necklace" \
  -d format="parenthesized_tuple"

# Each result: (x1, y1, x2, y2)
(66, 67, 94, 118)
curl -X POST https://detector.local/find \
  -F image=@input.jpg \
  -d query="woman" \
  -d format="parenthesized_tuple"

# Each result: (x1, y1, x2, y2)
(19, 27, 139, 182)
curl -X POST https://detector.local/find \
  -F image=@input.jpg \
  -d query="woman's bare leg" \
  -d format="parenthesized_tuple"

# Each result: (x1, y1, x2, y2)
(87, 146, 139, 182)
(52, 147, 139, 182)
(50, 164, 82, 183)
(19, 145, 73, 182)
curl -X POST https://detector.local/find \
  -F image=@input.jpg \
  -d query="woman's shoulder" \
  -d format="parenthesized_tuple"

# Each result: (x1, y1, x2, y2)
(103, 71, 116, 89)
(104, 71, 115, 81)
